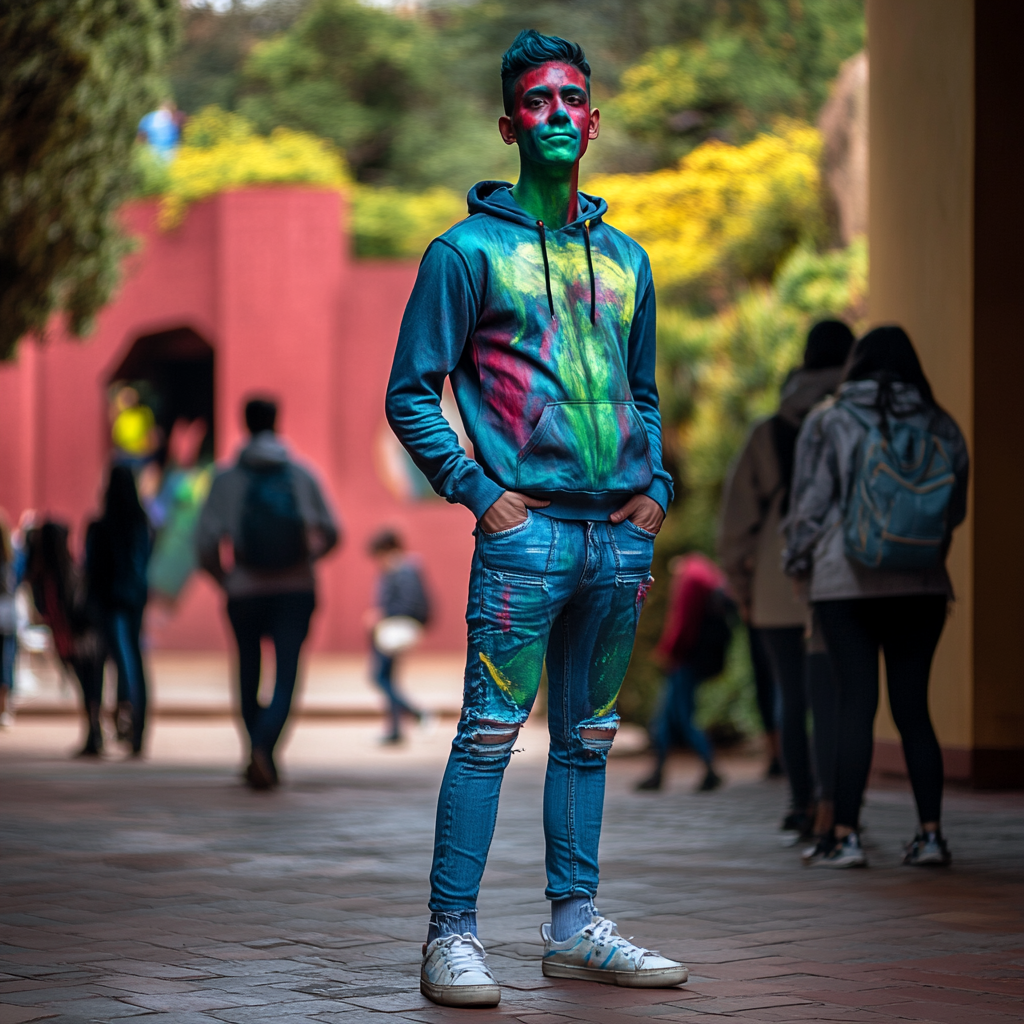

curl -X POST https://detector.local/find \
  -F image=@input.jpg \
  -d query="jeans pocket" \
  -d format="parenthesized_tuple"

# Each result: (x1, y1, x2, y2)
(622, 518, 658, 541)
(478, 510, 533, 540)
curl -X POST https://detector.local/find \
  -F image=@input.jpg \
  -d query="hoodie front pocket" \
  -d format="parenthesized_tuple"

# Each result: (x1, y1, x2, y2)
(515, 401, 653, 493)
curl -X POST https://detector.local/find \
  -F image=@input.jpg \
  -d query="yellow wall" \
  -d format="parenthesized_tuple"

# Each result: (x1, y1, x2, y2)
(866, 0, 975, 752)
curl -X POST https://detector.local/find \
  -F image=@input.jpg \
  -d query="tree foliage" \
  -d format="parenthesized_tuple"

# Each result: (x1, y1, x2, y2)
(0, 0, 179, 359)
(155, 107, 347, 229)
(609, 0, 864, 165)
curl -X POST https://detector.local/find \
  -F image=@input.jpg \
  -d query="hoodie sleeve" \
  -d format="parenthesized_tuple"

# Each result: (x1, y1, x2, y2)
(783, 407, 838, 578)
(627, 259, 674, 513)
(386, 239, 505, 519)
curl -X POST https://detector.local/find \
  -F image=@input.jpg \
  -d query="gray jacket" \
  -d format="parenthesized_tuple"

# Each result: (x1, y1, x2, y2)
(783, 380, 969, 602)
(718, 367, 844, 626)
(196, 432, 340, 599)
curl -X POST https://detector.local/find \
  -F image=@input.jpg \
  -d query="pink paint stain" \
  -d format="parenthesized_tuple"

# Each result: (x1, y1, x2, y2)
(498, 586, 512, 632)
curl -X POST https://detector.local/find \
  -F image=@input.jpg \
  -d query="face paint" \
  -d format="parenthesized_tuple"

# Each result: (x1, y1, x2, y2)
(511, 62, 592, 168)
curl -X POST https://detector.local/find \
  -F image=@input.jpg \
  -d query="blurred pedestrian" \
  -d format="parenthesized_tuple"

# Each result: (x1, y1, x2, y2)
(785, 326, 969, 868)
(138, 100, 181, 160)
(25, 522, 107, 755)
(365, 529, 431, 744)
(0, 510, 16, 728)
(86, 466, 153, 756)
(196, 397, 339, 790)
(637, 553, 734, 793)
(718, 320, 854, 841)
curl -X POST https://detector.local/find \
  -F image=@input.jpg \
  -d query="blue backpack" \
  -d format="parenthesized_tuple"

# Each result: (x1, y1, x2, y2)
(841, 401, 956, 570)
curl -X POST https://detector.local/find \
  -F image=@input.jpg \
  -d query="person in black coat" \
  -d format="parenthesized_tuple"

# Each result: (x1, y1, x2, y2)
(86, 466, 152, 755)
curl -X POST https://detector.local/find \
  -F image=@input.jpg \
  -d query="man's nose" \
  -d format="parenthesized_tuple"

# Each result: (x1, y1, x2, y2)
(547, 101, 570, 124)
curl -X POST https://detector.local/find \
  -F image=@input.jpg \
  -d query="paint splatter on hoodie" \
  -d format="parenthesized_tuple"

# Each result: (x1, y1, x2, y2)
(385, 181, 674, 521)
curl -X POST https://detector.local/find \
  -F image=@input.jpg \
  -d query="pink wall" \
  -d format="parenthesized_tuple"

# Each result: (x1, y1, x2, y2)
(0, 188, 475, 652)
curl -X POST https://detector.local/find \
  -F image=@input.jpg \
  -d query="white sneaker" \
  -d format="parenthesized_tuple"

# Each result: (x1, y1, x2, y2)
(420, 932, 500, 1007)
(541, 916, 689, 988)
(0, 711, 14, 729)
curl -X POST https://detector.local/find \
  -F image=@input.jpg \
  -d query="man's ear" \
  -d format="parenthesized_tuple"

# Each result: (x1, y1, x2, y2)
(588, 108, 600, 141)
(498, 115, 517, 146)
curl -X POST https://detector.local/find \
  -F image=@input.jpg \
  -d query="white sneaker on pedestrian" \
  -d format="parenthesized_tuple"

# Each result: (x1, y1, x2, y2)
(811, 832, 868, 868)
(0, 711, 14, 729)
(540, 916, 688, 988)
(420, 932, 500, 1007)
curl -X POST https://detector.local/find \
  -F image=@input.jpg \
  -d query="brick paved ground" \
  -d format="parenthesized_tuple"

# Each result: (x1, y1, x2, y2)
(1, 717, 1021, 1023)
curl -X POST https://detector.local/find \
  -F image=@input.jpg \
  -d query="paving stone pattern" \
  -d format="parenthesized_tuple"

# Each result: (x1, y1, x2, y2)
(1, 743, 1021, 1023)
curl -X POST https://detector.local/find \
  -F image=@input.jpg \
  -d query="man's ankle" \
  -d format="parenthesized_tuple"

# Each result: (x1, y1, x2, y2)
(549, 895, 596, 942)
(427, 910, 478, 944)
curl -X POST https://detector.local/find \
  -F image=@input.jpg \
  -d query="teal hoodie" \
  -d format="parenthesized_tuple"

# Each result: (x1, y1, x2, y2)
(385, 181, 673, 521)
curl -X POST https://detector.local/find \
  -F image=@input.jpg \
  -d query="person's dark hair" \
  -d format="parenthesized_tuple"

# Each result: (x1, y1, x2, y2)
(844, 325, 936, 407)
(26, 521, 73, 626)
(501, 29, 591, 116)
(804, 319, 855, 370)
(368, 528, 403, 556)
(103, 465, 148, 531)
(244, 397, 278, 435)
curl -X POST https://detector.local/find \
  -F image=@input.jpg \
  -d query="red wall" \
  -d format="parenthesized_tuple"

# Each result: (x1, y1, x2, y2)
(0, 188, 475, 652)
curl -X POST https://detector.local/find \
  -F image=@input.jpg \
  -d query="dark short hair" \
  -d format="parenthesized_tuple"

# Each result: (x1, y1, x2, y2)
(367, 528, 403, 556)
(501, 29, 591, 116)
(803, 319, 855, 370)
(244, 397, 277, 435)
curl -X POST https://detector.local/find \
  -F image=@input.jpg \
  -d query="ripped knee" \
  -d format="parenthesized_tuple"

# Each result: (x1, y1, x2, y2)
(466, 719, 521, 757)
(577, 722, 618, 754)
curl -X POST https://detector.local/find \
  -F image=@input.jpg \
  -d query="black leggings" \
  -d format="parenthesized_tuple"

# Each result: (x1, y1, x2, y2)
(747, 627, 777, 734)
(815, 596, 947, 829)
(759, 626, 814, 811)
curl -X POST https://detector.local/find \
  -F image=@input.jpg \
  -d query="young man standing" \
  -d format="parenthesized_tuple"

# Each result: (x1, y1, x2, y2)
(387, 30, 687, 1007)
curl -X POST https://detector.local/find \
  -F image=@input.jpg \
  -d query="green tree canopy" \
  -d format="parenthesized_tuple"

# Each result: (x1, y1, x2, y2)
(610, 0, 864, 165)
(0, 0, 179, 359)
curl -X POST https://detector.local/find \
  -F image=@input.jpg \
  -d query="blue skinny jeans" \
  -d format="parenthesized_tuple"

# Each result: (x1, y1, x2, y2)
(650, 663, 714, 768)
(104, 605, 147, 752)
(429, 512, 654, 923)
(372, 649, 421, 740)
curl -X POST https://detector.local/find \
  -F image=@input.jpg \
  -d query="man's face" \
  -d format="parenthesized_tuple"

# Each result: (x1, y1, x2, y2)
(507, 62, 596, 166)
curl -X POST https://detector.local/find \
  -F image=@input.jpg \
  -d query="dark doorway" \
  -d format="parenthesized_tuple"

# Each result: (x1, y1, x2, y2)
(108, 327, 215, 462)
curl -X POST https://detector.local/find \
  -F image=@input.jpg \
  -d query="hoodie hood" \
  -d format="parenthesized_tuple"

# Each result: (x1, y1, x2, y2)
(467, 181, 608, 228)
(778, 366, 845, 427)
(239, 431, 290, 470)
(838, 379, 928, 416)
(467, 182, 609, 324)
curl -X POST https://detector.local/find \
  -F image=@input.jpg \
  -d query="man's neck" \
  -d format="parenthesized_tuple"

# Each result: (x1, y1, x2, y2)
(511, 159, 580, 227)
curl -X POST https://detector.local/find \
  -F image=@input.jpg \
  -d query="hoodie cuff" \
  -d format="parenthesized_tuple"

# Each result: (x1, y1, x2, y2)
(643, 477, 673, 516)
(454, 472, 506, 521)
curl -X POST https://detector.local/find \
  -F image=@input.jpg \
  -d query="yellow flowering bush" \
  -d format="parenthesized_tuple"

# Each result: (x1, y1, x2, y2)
(157, 107, 348, 229)
(587, 121, 823, 299)
(351, 185, 464, 258)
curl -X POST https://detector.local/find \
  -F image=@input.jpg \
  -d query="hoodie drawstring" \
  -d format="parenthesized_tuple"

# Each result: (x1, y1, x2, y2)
(535, 220, 555, 319)
(583, 220, 596, 325)
(536, 218, 597, 325)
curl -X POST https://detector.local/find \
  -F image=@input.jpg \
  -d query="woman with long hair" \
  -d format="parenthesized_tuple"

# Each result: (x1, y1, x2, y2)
(25, 521, 107, 754)
(785, 326, 969, 868)
(86, 466, 153, 755)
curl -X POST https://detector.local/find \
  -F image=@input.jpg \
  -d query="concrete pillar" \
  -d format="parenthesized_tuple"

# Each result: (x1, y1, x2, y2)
(867, 0, 1024, 786)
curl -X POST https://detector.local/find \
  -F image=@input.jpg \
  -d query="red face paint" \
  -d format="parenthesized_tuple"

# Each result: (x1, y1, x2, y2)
(511, 62, 592, 167)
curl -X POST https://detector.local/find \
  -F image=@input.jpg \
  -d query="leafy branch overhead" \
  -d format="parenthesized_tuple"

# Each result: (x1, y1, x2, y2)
(0, 0, 179, 360)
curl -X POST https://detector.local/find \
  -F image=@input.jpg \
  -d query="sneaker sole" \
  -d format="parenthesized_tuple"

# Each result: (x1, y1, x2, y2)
(419, 978, 500, 1007)
(542, 960, 688, 987)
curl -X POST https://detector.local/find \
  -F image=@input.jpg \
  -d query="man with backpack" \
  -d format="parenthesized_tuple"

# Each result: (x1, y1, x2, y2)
(637, 552, 734, 794)
(197, 397, 339, 790)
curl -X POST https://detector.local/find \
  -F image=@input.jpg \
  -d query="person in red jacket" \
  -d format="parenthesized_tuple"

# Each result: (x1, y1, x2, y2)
(638, 553, 727, 792)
